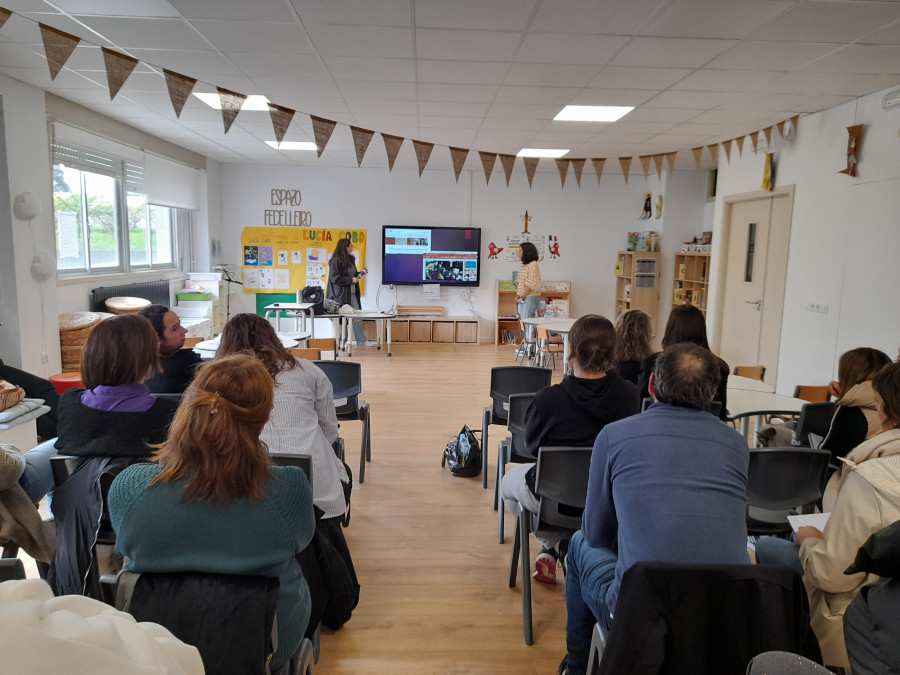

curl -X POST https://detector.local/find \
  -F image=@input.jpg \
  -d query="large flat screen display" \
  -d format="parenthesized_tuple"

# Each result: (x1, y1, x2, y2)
(382, 226, 482, 286)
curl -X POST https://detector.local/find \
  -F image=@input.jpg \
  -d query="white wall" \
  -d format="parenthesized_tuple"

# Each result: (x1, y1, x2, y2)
(218, 162, 707, 339)
(712, 86, 900, 393)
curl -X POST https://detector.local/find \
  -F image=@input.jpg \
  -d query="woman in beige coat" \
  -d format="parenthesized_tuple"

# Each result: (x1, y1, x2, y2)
(755, 361, 900, 668)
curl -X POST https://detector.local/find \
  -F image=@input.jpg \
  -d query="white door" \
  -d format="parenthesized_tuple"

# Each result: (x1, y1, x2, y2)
(715, 189, 793, 385)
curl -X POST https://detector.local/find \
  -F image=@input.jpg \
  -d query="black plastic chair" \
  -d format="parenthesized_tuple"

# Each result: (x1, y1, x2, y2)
(270, 453, 312, 484)
(482, 366, 552, 489)
(495, 392, 536, 544)
(791, 401, 835, 447)
(0, 557, 26, 581)
(508, 446, 592, 645)
(746, 447, 832, 536)
(314, 360, 371, 484)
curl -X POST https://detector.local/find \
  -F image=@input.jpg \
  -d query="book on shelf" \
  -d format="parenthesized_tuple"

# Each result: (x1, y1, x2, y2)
(498, 280, 516, 292)
(539, 281, 570, 292)
(498, 313, 519, 320)
(544, 298, 569, 318)
(678, 263, 686, 280)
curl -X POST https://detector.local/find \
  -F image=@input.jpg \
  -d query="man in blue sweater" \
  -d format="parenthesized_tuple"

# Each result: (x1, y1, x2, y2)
(561, 343, 750, 675)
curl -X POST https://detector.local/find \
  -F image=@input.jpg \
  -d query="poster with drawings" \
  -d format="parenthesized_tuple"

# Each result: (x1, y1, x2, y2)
(306, 247, 329, 288)
(243, 268, 259, 289)
(277, 250, 288, 266)
(257, 269, 274, 289)
(505, 234, 546, 262)
(291, 250, 303, 264)
(274, 269, 290, 289)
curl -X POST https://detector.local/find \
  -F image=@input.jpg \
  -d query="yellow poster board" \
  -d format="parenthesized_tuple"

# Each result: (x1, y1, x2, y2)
(240, 227, 367, 294)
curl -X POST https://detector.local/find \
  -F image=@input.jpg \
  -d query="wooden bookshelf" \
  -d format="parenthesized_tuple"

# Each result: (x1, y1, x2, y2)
(494, 279, 572, 345)
(672, 252, 711, 315)
(614, 251, 660, 336)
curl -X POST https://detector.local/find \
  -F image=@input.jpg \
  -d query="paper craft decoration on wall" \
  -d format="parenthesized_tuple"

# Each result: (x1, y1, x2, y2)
(547, 236, 561, 259)
(487, 242, 504, 259)
(839, 124, 863, 177)
(762, 153, 774, 191)
(639, 193, 652, 220)
(505, 234, 546, 262)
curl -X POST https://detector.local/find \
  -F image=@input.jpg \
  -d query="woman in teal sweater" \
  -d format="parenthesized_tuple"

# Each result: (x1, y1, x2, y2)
(109, 353, 315, 672)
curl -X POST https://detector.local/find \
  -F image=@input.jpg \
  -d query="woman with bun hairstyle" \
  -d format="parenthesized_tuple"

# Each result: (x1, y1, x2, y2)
(500, 315, 641, 584)
(139, 304, 202, 394)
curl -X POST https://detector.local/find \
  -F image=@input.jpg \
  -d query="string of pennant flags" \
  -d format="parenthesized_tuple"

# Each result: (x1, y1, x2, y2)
(1, 7, 801, 189)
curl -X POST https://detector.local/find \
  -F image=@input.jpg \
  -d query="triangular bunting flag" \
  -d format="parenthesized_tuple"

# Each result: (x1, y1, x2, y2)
(350, 126, 375, 166)
(449, 147, 469, 182)
(499, 154, 516, 187)
(571, 158, 585, 187)
(555, 158, 569, 188)
(101, 47, 138, 100)
(707, 144, 718, 162)
(652, 154, 664, 178)
(310, 116, 337, 158)
(592, 158, 606, 185)
(412, 140, 434, 177)
(665, 152, 676, 174)
(763, 126, 773, 148)
(749, 131, 759, 152)
(479, 151, 497, 185)
(619, 157, 632, 184)
(0, 8, 12, 30)
(736, 136, 745, 156)
(776, 121, 786, 140)
(382, 133, 404, 172)
(217, 87, 246, 134)
(39, 23, 80, 80)
(723, 141, 732, 163)
(523, 157, 539, 188)
(639, 155, 651, 178)
(163, 70, 196, 118)
(692, 147, 703, 168)
(790, 115, 799, 134)
(268, 103, 295, 145)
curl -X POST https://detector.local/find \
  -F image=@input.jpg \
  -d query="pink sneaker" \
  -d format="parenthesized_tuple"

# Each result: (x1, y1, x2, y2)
(532, 552, 557, 585)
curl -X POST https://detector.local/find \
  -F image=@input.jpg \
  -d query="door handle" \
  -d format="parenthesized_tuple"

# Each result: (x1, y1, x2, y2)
(745, 299, 761, 311)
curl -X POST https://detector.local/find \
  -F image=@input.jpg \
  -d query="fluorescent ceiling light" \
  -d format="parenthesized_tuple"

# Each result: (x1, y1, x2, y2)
(554, 105, 634, 122)
(516, 148, 569, 158)
(193, 93, 272, 111)
(265, 141, 317, 151)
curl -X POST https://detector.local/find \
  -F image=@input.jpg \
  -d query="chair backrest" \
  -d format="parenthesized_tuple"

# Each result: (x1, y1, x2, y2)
(535, 326, 562, 350)
(151, 391, 183, 403)
(308, 337, 337, 353)
(291, 347, 321, 360)
(746, 447, 831, 511)
(792, 402, 836, 446)
(734, 365, 766, 380)
(792, 385, 831, 403)
(488, 366, 552, 420)
(314, 360, 362, 399)
(182, 336, 203, 349)
(517, 317, 533, 343)
(50, 454, 82, 487)
(507, 392, 536, 458)
(270, 453, 313, 485)
(534, 446, 593, 529)
(597, 561, 821, 674)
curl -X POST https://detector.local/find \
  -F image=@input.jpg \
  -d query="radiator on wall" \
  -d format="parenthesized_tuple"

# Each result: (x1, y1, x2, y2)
(90, 280, 171, 312)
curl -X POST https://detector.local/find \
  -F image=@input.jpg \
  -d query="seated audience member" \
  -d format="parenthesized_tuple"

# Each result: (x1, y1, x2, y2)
(755, 361, 900, 669)
(0, 358, 59, 440)
(217, 313, 350, 524)
(0, 445, 53, 564)
(613, 309, 652, 385)
(139, 304, 202, 394)
(636, 305, 730, 419)
(820, 347, 891, 463)
(500, 315, 640, 584)
(561, 343, 750, 675)
(109, 354, 315, 674)
(47, 314, 179, 596)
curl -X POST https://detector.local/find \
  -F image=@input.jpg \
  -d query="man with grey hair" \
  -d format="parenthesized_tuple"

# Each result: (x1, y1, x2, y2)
(560, 343, 750, 675)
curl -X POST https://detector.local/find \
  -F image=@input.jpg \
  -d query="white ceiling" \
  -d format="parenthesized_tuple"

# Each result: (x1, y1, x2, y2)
(1, 0, 899, 174)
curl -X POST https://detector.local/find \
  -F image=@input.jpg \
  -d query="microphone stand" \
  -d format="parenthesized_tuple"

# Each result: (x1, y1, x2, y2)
(218, 267, 243, 322)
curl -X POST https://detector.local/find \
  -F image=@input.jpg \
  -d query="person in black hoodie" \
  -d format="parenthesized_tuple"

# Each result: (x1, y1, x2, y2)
(500, 314, 640, 584)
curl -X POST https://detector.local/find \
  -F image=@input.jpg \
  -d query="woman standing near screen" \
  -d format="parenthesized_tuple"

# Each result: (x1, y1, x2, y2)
(516, 242, 542, 339)
(326, 238, 368, 347)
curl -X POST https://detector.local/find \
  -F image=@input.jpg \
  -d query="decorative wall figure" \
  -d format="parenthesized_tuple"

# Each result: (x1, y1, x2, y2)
(548, 239, 561, 259)
(639, 193, 652, 220)
(656, 195, 663, 219)
(839, 124, 863, 177)
(487, 242, 504, 259)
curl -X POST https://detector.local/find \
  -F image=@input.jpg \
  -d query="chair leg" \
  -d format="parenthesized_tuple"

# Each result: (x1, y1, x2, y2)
(520, 509, 533, 646)
(364, 405, 371, 462)
(482, 410, 491, 489)
(586, 622, 608, 675)
(508, 511, 521, 587)
(496, 442, 509, 543)
(358, 405, 369, 484)
(493, 438, 508, 512)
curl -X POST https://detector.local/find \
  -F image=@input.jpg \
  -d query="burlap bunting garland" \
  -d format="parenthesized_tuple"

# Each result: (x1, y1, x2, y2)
(382, 133, 404, 172)
(163, 70, 196, 118)
(412, 140, 434, 177)
(479, 151, 497, 185)
(449, 147, 469, 182)
(619, 157, 631, 184)
(523, 157, 539, 188)
(736, 136, 745, 156)
(707, 144, 718, 161)
(652, 154, 663, 178)
(570, 158, 585, 187)
(723, 140, 732, 163)
(749, 131, 759, 152)
(776, 121, 786, 140)
(102, 48, 138, 101)
(692, 147, 703, 168)
(350, 126, 374, 166)
(592, 158, 606, 185)
(555, 158, 569, 188)
(0, 8, 12, 30)
(763, 126, 773, 148)
(310, 116, 337, 158)
(268, 104, 295, 145)
(39, 23, 80, 80)
(790, 115, 799, 134)
(499, 154, 516, 186)
(665, 152, 676, 174)
(639, 155, 651, 178)
(217, 87, 246, 134)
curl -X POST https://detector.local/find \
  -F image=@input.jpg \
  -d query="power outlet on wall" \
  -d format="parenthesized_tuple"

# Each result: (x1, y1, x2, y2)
(40, 352, 48, 364)
(805, 302, 829, 314)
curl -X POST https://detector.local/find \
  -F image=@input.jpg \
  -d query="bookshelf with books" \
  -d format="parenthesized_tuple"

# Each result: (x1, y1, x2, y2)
(495, 279, 572, 345)
(614, 251, 660, 336)
(672, 252, 711, 315)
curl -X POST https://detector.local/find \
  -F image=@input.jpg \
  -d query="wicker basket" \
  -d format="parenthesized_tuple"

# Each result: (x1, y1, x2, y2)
(0, 380, 25, 412)
(105, 296, 151, 315)
(59, 311, 105, 371)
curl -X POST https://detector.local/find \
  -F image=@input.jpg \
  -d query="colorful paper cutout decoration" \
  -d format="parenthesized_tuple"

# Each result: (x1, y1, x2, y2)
(217, 87, 246, 134)
(412, 139, 434, 177)
(310, 116, 337, 157)
(555, 158, 569, 188)
(839, 124, 863, 177)
(592, 158, 606, 185)
(523, 157, 539, 188)
(499, 154, 516, 186)
(570, 158, 585, 187)
(521, 210, 532, 233)
(762, 152, 774, 191)
(381, 133, 404, 171)
(656, 195, 663, 219)
(164, 70, 197, 118)
(102, 47, 138, 100)
(639, 193, 652, 220)
(0, 8, 11, 30)
(268, 103, 295, 145)
(487, 242, 504, 259)
(449, 147, 469, 182)
(350, 126, 375, 166)
(479, 151, 497, 185)
(619, 157, 632, 184)
(547, 238, 560, 259)
(39, 23, 80, 80)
